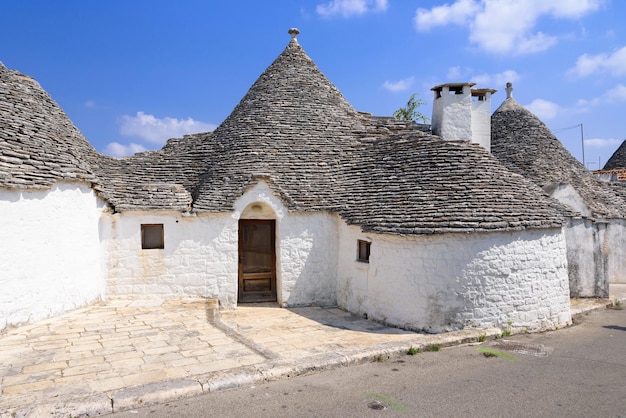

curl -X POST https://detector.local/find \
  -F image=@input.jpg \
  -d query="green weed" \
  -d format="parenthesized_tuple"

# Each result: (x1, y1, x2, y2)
(407, 346, 422, 355)
(475, 347, 517, 361)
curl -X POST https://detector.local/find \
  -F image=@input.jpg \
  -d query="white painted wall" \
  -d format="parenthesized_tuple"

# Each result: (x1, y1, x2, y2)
(563, 218, 609, 297)
(549, 183, 592, 218)
(606, 220, 626, 284)
(337, 223, 571, 333)
(0, 182, 105, 331)
(102, 211, 239, 308)
(547, 183, 613, 296)
(104, 181, 339, 309)
(278, 213, 338, 307)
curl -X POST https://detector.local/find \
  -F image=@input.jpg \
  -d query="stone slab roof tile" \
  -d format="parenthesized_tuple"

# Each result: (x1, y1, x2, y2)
(0, 62, 99, 189)
(93, 132, 215, 211)
(603, 139, 626, 170)
(340, 133, 566, 234)
(0, 36, 571, 236)
(491, 98, 626, 219)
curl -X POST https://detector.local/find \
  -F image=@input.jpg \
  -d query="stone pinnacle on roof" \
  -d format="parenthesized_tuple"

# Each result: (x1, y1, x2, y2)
(506, 82, 513, 99)
(288, 28, 300, 41)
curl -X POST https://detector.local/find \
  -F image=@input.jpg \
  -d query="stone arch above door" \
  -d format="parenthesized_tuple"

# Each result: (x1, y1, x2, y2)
(233, 180, 286, 221)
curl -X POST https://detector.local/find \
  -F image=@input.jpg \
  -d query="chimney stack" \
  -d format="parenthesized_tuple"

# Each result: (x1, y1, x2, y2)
(431, 82, 496, 152)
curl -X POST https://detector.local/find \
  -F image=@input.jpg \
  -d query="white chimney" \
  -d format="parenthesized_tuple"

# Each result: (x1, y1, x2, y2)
(431, 82, 496, 152)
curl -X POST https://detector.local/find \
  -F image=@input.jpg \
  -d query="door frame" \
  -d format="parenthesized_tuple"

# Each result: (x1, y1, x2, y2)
(237, 219, 277, 303)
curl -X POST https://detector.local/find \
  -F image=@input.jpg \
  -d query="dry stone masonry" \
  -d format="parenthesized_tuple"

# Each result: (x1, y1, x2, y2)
(7, 29, 622, 333)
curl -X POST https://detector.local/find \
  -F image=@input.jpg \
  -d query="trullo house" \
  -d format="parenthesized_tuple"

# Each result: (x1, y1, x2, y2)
(1, 29, 573, 333)
(492, 83, 626, 298)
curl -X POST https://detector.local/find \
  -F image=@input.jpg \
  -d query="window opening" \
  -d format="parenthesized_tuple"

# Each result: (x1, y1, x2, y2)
(141, 224, 164, 249)
(357, 240, 371, 263)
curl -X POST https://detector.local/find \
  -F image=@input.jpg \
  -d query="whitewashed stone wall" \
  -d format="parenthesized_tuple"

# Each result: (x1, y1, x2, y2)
(104, 181, 339, 309)
(547, 183, 613, 296)
(0, 182, 105, 331)
(606, 220, 626, 284)
(550, 183, 592, 217)
(102, 211, 239, 308)
(563, 218, 609, 297)
(337, 222, 571, 333)
(277, 213, 338, 306)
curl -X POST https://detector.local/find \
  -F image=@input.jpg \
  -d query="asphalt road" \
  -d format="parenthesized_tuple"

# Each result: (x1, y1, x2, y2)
(110, 308, 626, 418)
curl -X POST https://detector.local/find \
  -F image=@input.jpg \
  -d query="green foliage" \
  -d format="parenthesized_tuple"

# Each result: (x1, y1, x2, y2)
(424, 344, 440, 352)
(502, 320, 513, 337)
(407, 346, 422, 355)
(475, 347, 517, 361)
(478, 333, 487, 342)
(392, 93, 429, 123)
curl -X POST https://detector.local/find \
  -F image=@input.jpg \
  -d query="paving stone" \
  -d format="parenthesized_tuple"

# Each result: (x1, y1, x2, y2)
(0, 297, 610, 415)
(122, 370, 167, 387)
(2, 379, 55, 395)
(54, 372, 98, 386)
(88, 376, 126, 392)
(62, 362, 112, 377)
(22, 361, 68, 374)
(109, 357, 146, 370)
(141, 345, 181, 356)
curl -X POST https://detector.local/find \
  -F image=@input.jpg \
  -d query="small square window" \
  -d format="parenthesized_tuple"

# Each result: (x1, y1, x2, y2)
(357, 240, 371, 263)
(141, 224, 164, 249)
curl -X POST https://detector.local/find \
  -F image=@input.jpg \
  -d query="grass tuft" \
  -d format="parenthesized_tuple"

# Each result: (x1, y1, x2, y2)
(476, 347, 517, 361)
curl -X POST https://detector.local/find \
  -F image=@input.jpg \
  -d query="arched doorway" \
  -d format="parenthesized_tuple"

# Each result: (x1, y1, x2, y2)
(238, 218, 277, 303)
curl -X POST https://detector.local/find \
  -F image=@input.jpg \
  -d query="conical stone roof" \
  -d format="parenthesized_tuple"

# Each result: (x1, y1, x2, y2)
(603, 139, 626, 170)
(1, 31, 571, 234)
(0, 61, 99, 189)
(491, 97, 626, 219)
(192, 32, 367, 212)
(188, 27, 567, 232)
(340, 132, 567, 234)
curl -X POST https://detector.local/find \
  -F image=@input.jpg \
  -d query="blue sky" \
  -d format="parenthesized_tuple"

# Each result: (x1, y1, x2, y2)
(2, 0, 624, 169)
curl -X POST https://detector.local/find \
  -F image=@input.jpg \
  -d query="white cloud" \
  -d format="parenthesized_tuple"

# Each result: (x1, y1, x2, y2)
(103, 142, 148, 158)
(443, 67, 519, 88)
(584, 137, 622, 148)
(415, 0, 480, 31)
(84, 100, 96, 108)
(567, 46, 626, 77)
(525, 98, 560, 120)
(446, 66, 463, 80)
(119, 111, 216, 144)
(470, 70, 520, 88)
(316, 0, 387, 18)
(577, 83, 626, 109)
(604, 84, 626, 102)
(382, 76, 415, 92)
(414, 0, 603, 55)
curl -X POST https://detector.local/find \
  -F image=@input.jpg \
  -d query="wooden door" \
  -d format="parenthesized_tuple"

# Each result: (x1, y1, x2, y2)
(238, 219, 277, 303)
